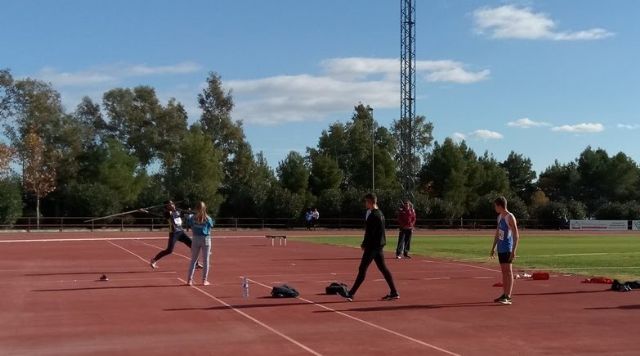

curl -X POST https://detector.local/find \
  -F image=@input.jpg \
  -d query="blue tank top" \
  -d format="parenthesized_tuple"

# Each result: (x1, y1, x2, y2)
(497, 214, 514, 253)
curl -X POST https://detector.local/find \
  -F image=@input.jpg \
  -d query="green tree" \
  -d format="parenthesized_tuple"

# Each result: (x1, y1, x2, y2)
(103, 86, 163, 166)
(391, 114, 434, 192)
(316, 189, 342, 218)
(308, 153, 343, 195)
(501, 151, 536, 200)
(277, 151, 309, 194)
(166, 126, 224, 214)
(97, 139, 148, 207)
(538, 161, 580, 202)
(265, 186, 305, 219)
(0, 176, 22, 226)
(419, 138, 473, 218)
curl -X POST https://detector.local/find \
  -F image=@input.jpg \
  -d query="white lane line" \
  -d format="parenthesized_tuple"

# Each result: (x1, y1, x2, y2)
(107, 241, 150, 264)
(136, 239, 458, 354)
(137, 240, 192, 261)
(178, 277, 322, 356)
(0, 236, 246, 243)
(247, 277, 461, 356)
(107, 239, 322, 355)
(423, 260, 500, 273)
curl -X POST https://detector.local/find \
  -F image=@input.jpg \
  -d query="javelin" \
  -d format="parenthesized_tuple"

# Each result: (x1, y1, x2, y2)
(83, 202, 175, 223)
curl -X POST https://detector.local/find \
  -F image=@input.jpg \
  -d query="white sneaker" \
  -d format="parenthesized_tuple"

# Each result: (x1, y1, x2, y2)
(186, 280, 193, 286)
(150, 260, 158, 269)
(203, 281, 211, 286)
(396, 255, 402, 259)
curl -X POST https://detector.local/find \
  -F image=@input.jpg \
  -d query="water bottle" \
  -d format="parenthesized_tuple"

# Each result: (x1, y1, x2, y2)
(242, 277, 249, 298)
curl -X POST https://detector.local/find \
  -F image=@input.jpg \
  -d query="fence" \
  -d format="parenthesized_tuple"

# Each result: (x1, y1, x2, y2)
(0, 216, 572, 232)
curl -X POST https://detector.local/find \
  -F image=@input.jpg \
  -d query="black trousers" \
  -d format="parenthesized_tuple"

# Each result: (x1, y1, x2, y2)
(349, 247, 398, 296)
(396, 228, 413, 256)
(153, 231, 192, 262)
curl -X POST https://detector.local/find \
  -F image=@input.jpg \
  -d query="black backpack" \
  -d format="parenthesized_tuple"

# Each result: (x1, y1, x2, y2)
(325, 282, 348, 295)
(271, 284, 299, 298)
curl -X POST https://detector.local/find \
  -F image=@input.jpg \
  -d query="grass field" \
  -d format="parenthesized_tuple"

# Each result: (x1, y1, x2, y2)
(295, 234, 640, 280)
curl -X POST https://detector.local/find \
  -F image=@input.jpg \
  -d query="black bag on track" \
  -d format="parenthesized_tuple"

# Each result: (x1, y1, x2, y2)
(271, 284, 299, 298)
(325, 282, 348, 295)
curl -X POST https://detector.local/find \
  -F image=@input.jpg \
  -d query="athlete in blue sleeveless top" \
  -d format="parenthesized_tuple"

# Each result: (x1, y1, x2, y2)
(490, 196, 520, 305)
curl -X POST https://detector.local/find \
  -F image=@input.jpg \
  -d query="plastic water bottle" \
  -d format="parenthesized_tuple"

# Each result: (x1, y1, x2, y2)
(242, 277, 249, 299)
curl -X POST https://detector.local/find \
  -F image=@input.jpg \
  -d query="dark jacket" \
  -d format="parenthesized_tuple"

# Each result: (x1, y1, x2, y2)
(362, 209, 386, 250)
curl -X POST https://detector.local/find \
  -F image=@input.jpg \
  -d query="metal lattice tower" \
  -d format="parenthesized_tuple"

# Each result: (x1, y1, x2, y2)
(400, 0, 416, 198)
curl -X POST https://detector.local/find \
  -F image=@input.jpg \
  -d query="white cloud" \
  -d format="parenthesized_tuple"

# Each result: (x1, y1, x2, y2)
(551, 123, 604, 133)
(473, 5, 614, 41)
(230, 57, 489, 124)
(617, 123, 640, 130)
(322, 57, 489, 84)
(37, 61, 202, 87)
(451, 129, 503, 141)
(507, 118, 551, 128)
(469, 129, 504, 140)
(451, 132, 467, 142)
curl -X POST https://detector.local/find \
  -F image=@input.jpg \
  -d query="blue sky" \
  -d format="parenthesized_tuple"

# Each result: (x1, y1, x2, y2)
(2, 0, 638, 173)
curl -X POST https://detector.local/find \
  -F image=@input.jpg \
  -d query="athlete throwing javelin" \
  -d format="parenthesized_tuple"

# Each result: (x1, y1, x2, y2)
(146, 200, 202, 269)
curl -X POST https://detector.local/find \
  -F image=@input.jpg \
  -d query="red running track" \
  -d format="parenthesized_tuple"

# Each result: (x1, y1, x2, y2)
(0, 231, 638, 355)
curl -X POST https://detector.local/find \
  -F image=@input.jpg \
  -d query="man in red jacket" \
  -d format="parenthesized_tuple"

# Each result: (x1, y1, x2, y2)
(396, 200, 416, 259)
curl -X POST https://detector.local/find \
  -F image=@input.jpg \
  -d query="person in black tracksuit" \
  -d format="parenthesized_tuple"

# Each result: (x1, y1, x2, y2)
(340, 193, 399, 301)
(147, 200, 201, 269)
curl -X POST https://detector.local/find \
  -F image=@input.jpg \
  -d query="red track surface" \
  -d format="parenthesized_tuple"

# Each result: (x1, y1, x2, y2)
(1, 230, 638, 355)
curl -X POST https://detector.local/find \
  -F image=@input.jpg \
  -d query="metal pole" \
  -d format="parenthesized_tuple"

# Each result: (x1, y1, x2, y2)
(368, 107, 375, 192)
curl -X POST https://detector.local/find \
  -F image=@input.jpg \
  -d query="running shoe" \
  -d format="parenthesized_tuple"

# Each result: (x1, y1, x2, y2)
(381, 293, 400, 301)
(150, 259, 158, 269)
(493, 294, 506, 303)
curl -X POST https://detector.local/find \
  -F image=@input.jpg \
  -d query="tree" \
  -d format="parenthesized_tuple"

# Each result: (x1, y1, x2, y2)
(308, 153, 343, 195)
(22, 131, 56, 228)
(166, 126, 224, 215)
(538, 161, 580, 202)
(0, 176, 22, 226)
(0, 143, 14, 175)
(501, 151, 536, 200)
(391, 114, 434, 192)
(277, 151, 309, 194)
(265, 186, 305, 219)
(103, 86, 163, 166)
(197, 72, 260, 216)
(97, 139, 148, 208)
(316, 189, 342, 218)
(419, 138, 474, 218)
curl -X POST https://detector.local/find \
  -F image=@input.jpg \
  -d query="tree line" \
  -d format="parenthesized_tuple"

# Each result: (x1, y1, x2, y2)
(1, 68, 639, 226)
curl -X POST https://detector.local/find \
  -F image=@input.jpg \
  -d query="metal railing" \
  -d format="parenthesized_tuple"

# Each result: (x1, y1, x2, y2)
(0, 216, 572, 232)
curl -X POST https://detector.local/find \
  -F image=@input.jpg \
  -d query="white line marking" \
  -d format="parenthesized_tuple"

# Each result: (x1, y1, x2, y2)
(423, 260, 500, 273)
(107, 239, 321, 355)
(247, 277, 460, 356)
(137, 240, 192, 261)
(107, 241, 150, 264)
(0, 236, 245, 243)
(177, 277, 322, 355)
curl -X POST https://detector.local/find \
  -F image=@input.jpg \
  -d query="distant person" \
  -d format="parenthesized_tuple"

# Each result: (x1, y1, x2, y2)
(304, 208, 313, 230)
(339, 193, 399, 301)
(490, 196, 520, 305)
(311, 208, 320, 229)
(395, 200, 416, 259)
(186, 201, 215, 286)
(146, 201, 202, 269)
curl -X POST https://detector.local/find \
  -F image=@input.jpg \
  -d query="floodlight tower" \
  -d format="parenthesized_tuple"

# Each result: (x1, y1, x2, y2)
(400, 0, 416, 198)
